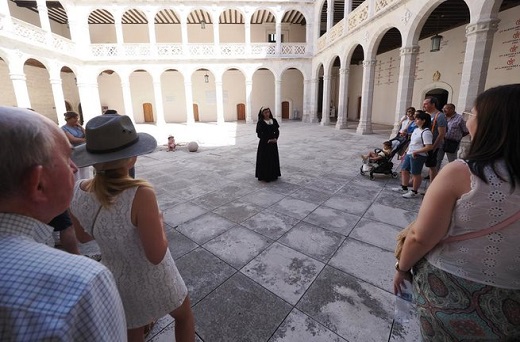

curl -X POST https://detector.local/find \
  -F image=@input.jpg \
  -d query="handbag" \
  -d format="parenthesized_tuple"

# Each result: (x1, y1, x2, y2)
(395, 209, 520, 260)
(443, 139, 460, 153)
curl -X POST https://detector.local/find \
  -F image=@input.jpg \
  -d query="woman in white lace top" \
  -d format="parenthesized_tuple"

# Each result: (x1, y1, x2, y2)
(393, 84, 520, 340)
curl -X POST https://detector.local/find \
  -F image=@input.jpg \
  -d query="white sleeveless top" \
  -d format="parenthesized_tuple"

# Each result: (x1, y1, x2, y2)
(426, 160, 520, 289)
(70, 181, 188, 328)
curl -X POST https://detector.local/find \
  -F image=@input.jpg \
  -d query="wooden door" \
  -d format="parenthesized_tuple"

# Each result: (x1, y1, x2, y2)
(237, 103, 245, 120)
(282, 101, 289, 119)
(357, 96, 361, 120)
(143, 103, 154, 122)
(193, 104, 200, 122)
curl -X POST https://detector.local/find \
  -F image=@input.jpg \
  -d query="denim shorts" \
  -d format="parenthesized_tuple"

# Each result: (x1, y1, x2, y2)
(402, 154, 427, 175)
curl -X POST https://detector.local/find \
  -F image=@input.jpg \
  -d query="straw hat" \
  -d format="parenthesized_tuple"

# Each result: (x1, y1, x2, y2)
(72, 114, 157, 168)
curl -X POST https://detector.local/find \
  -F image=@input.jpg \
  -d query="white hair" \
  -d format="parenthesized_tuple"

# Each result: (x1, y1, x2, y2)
(0, 107, 57, 200)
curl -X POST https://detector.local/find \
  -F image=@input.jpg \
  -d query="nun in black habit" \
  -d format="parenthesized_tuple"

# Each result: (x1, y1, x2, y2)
(255, 107, 281, 182)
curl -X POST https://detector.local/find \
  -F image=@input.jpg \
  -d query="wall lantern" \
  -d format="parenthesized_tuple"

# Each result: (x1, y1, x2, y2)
(200, 20, 206, 29)
(204, 73, 209, 83)
(430, 34, 443, 52)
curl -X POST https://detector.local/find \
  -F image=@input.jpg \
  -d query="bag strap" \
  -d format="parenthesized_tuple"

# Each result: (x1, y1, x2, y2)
(431, 112, 439, 132)
(444, 209, 520, 243)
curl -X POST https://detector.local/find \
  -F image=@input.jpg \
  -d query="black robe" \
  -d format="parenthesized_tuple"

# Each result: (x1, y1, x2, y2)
(255, 119, 281, 181)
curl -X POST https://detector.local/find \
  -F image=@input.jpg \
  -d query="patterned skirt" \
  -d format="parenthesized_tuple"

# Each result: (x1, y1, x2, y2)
(412, 259, 520, 341)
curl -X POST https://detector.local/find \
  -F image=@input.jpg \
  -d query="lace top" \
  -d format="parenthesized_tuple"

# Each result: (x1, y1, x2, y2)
(70, 182, 188, 328)
(426, 160, 520, 289)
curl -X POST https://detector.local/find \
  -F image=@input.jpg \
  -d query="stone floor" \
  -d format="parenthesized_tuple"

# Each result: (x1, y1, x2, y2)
(78, 120, 423, 342)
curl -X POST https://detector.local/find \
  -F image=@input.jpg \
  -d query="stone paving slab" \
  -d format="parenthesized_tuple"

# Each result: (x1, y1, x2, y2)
(241, 243, 325, 305)
(269, 308, 347, 342)
(278, 222, 345, 263)
(126, 121, 424, 342)
(241, 210, 301, 240)
(176, 212, 236, 244)
(192, 273, 292, 342)
(296, 266, 395, 342)
(203, 226, 273, 269)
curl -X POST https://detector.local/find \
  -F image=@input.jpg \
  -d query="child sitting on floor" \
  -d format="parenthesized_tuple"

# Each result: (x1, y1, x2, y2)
(361, 140, 393, 163)
(167, 135, 176, 152)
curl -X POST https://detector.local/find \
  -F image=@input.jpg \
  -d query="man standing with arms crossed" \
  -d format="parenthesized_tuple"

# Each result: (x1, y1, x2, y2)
(422, 96, 447, 182)
(0, 107, 127, 340)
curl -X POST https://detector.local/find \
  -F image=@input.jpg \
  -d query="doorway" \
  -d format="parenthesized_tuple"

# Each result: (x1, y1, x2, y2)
(193, 104, 200, 122)
(425, 89, 449, 111)
(282, 101, 289, 119)
(143, 103, 154, 122)
(237, 103, 245, 120)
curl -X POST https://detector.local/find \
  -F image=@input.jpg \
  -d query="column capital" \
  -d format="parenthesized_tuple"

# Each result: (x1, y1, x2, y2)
(339, 67, 350, 75)
(400, 45, 420, 56)
(322, 75, 331, 81)
(362, 59, 377, 67)
(466, 19, 500, 36)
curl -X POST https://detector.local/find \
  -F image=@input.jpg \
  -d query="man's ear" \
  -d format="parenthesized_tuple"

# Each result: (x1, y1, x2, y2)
(24, 165, 47, 202)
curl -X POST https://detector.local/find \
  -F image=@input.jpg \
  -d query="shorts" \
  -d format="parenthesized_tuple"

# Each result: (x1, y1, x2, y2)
(425, 148, 439, 168)
(402, 154, 427, 175)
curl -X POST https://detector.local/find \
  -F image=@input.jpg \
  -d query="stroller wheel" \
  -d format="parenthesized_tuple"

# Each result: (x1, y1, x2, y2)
(360, 166, 365, 175)
(392, 172, 398, 179)
(369, 173, 375, 180)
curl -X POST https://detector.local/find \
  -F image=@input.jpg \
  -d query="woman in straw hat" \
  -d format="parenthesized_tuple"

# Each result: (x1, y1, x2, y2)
(69, 114, 194, 342)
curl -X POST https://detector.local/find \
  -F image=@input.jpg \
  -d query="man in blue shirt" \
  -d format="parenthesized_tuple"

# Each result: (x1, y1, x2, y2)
(0, 107, 127, 340)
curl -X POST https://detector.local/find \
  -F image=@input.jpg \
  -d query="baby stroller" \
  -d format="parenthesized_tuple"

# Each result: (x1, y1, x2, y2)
(360, 135, 408, 180)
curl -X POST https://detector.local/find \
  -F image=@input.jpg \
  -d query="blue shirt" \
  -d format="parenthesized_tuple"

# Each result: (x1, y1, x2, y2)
(0, 213, 127, 341)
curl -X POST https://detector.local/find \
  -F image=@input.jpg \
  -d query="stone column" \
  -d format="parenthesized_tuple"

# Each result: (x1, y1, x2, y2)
(9, 73, 31, 108)
(274, 79, 282, 121)
(216, 80, 225, 124)
(35, 0, 51, 32)
(335, 67, 349, 129)
(121, 79, 134, 121)
(181, 17, 188, 54)
(320, 75, 331, 126)
(356, 59, 376, 134)
(213, 16, 220, 54)
(152, 79, 165, 125)
(457, 19, 500, 112)
(392, 45, 419, 136)
(275, 22, 282, 55)
(146, 12, 157, 57)
(184, 81, 195, 124)
(305, 21, 314, 55)
(343, 0, 352, 35)
(327, 0, 334, 31)
(76, 77, 101, 123)
(245, 21, 252, 55)
(114, 13, 124, 44)
(50, 78, 67, 126)
(302, 78, 311, 122)
(245, 78, 253, 123)
(309, 78, 319, 123)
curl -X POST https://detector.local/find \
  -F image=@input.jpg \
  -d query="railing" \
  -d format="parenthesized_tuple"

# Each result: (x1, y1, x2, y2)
(1, 17, 76, 54)
(315, 0, 402, 53)
(89, 42, 307, 59)
(348, 1, 369, 32)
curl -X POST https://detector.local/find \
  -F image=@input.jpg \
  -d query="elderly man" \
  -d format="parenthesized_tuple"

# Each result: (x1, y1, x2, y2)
(438, 103, 469, 164)
(0, 107, 127, 340)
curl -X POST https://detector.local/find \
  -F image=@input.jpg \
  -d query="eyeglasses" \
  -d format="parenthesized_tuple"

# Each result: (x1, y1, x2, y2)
(462, 111, 475, 121)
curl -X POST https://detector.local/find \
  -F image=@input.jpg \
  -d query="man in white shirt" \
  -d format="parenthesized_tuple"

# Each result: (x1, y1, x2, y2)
(0, 107, 127, 341)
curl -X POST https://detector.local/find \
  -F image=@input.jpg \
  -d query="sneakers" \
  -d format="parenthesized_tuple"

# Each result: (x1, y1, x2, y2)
(392, 187, 408, 193)
(402, 191, 418, 198)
